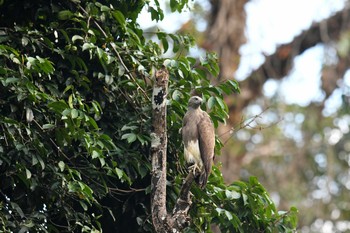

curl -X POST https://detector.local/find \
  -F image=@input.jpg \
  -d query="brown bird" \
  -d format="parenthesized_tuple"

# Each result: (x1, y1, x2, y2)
(182, 96, 215, 188)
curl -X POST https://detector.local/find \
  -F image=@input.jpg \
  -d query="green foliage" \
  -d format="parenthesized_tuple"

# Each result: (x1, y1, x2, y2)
(188, 169, 298, 232)
(0, 0, 296, 232)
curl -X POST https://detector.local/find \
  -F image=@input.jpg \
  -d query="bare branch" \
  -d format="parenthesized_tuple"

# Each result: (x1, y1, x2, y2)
(150, 67, 197, 232)
(219, 107, 281, 145)
(171, 172, 195, 229)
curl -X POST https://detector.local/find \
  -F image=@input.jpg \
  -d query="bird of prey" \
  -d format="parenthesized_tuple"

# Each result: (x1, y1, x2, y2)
(182, 96, 215, 189)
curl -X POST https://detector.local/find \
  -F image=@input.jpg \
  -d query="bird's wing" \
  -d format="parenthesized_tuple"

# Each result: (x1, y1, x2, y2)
(182, 112, 195, 144)
(198, 111, 215, 188)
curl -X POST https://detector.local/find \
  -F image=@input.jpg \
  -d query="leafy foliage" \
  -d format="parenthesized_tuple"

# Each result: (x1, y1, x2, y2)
(188, 169, 298, 232)
(0, 0, 297, 232)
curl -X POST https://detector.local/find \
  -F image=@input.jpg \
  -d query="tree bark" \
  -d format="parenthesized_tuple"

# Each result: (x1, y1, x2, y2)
(205, 0, 248, 80)
(150, 66, 195, 232)
(151, 66, 170, 232)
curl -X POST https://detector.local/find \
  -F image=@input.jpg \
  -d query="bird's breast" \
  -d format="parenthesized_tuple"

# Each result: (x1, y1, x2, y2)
(184, 140, 203, 169)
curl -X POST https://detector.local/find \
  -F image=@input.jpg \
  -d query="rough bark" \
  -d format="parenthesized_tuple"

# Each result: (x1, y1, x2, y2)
(171, 172, 195, 229)
(151, 66, 170, 232)
(150, 66, 196, 232)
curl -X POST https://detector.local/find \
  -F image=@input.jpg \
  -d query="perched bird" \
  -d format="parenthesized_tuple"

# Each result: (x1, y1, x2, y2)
(182, 96, 215, 189)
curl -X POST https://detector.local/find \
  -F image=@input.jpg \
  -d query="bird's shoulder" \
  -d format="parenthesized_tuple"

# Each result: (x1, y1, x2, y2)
(199, 111, 213, 127)
(183, 108, 201, 125)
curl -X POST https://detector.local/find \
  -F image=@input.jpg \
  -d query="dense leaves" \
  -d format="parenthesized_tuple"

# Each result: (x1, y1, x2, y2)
(189, 169, 298, 232)
(0, 0, 296, 232)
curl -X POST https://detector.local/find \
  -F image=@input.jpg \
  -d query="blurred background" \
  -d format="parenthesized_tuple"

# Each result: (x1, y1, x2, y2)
(138, 0, 350, 232)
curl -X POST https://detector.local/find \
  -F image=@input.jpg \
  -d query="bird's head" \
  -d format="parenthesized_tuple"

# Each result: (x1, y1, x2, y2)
(188, 96, 203, 109)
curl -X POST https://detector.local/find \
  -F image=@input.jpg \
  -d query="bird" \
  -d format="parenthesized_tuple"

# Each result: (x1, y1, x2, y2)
(182, 96, 215, 189)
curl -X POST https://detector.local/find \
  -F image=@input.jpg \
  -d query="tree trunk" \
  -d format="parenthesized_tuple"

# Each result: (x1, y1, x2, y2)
(150, 66, 196, 232)
(205, 0, 248, 80)
(150, 66, 170, 232)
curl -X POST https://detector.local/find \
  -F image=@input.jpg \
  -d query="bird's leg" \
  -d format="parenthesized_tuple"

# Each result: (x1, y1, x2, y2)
(188, 163, 199, 177)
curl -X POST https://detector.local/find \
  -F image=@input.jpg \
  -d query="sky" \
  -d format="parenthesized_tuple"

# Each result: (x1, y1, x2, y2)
(137, 0, 347, 109)
(236, 0, 346, 107)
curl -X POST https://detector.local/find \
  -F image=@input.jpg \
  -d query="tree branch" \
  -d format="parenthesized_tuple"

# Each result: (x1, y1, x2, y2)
(227, 6, 350, 124)
(258, 6, 350, 81)
(171, 172, 195, 229)
(151, 66, 170, 232)
(150, 66, 196, 232)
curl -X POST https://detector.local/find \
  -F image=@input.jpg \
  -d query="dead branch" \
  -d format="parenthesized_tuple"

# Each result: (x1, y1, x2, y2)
(151, 66, 170, 232)
(150, 66, 195, 232)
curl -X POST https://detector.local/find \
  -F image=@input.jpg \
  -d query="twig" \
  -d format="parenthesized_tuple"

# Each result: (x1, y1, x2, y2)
(219, 107, 281, 145)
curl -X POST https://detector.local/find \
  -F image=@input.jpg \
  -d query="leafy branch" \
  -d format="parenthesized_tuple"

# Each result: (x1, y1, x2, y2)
(73, 0, 150, 101)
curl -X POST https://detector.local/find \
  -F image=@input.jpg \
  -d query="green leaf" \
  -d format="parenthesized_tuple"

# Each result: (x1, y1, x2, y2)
(78, 181, 94, 200)
(112, 10, 126, 26)
(225, 190, 241, 200)
(79, 200, 88, 211)
(215, 207, 224, 215)
(115, 167, 123, 179)
(88, 116, 99, 130)
(227, 80, 240, 93)
(121, 133, 137, 143)
(96, 47, 104, 59)
(92, 150, 99, 159)
(11, 202, 25, 218)
(224, 210, 233, 220)
(105, 74, 113, 85)
(37, 155, 45, 170)
(242, 193, 248, 205)
(149, 6, 164, 21)
(48, 100, 69, 113)
(121, 125, 138, 131)
(172, 90, 182, 101)
(100, 5, 110, 12)
(58, 161, 65, 172)
(82, 43, 95, 51)
(207, 96, 216, 110)
(4, 77, 20, 84)
(42, 124, 55, 130)
(72, 35, 84, 43)
(32, 155, 38, 166)
(161, 37, 169, 52)
(71, 109, 79, 119)
(215, 96, 226, 110)
(99, 157, 106, 167)
(26, 168, 32, 179)
(62, 108, 71, 117)
(57, 10, 74, 20)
